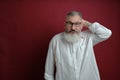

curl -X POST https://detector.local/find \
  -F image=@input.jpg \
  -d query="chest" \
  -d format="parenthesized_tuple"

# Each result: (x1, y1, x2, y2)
(54, 38, 92, 65)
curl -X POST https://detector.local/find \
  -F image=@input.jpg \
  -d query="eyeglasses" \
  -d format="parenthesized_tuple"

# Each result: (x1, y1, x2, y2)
(65, 21, 82, 27)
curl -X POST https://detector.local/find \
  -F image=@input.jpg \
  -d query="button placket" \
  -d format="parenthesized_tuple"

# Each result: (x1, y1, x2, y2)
(72, 44, 78, 80)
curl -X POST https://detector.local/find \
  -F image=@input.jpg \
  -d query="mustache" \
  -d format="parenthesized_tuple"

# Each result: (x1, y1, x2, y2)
(68, 29, 77, 33)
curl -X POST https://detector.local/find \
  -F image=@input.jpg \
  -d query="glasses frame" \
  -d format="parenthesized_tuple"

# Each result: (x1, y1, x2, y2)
(65, 21, 82, 27)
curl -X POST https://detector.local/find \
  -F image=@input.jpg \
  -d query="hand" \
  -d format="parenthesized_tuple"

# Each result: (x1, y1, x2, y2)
(82, 19, 92, 27)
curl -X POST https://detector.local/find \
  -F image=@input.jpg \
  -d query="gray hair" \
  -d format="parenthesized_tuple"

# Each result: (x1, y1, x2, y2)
(66, 11, 82, 18)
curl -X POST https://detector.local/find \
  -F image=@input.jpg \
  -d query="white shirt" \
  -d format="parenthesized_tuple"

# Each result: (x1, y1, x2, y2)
(44, 22, 112, 80)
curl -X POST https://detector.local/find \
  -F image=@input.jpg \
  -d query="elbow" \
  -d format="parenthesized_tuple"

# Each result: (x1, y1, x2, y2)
(101, 29, 112, 40)
(106, 29, 112, 38)
(98, 29, 112, 40)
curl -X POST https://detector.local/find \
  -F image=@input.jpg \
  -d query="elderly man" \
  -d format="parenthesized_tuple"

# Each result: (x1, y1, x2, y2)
(44, 11, 112, 80)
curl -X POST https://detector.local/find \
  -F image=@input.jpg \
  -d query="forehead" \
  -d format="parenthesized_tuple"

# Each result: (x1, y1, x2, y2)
(66, 15, 82, 22)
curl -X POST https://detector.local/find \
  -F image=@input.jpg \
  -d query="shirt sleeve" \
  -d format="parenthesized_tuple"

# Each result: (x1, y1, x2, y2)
(88, 22, 112, 45)
(44, 39, 55, 80)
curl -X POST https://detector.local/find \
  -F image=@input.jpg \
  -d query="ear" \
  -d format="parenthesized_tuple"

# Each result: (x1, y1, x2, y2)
(81, 19, 85, 26)
(80, 20, 86, 31)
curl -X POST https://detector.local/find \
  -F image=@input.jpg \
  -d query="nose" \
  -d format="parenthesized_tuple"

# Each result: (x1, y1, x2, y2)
(71, 24, 76, 30)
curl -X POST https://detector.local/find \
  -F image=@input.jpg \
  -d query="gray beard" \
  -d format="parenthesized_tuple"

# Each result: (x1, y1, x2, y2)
(63, 32, 80, 44)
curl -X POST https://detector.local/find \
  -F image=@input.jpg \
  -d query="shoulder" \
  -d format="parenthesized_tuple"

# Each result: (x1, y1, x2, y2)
(80, 30, 95, 41)
(48, 32, 63, 47)
(50, 32, 63, 42)
(81, 30, 93, 36)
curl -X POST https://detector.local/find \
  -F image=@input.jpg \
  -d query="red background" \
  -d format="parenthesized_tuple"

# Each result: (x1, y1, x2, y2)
(0, 0, 120, 80)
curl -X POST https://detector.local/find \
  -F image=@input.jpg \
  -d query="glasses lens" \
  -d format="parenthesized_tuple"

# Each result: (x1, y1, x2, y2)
(66, 21, 81, 27)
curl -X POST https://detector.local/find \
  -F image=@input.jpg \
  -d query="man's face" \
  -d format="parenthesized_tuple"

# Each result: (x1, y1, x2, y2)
(65, 15, 83, 34)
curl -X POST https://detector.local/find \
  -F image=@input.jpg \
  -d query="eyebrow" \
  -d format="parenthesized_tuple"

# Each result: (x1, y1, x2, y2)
(66, 21, 82, 23)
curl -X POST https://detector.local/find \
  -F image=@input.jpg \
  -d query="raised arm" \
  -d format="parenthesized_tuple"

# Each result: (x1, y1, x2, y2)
(82, 19, 112, 45)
